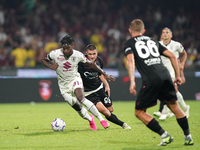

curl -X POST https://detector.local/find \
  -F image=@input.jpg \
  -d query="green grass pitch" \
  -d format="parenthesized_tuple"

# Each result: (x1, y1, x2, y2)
(0, 100, 199, 150)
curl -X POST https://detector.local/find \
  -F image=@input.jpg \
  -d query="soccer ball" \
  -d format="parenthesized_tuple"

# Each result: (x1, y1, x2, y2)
(51, 118, 66, 131)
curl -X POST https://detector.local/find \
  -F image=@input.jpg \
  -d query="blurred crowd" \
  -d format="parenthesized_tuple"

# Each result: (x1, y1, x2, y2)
(0, 0, 200, 70)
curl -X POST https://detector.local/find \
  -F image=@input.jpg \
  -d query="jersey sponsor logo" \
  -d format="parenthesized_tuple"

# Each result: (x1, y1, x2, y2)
(57, 55, 66, 61)
(39, 80, 52, 101)
(144, 58, 161, 66)
(84, 71, 98, 79)
(63, 61, 72, 71)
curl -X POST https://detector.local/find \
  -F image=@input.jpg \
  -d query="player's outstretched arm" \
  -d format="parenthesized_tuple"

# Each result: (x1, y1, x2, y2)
(85, 60, 115, 82)
(41, 57, 58, 71)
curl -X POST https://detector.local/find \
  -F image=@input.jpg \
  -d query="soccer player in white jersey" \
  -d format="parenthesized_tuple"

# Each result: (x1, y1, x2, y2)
(154, 28, 190, 120)
(41, 35, 115, 130)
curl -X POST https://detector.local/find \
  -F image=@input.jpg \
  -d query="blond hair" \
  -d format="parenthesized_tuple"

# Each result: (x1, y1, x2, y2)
(129, 19, 144, 32)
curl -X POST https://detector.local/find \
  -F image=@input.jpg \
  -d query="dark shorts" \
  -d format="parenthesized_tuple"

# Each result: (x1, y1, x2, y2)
(135, 78, 177, 110)
(85, 88, 113, 107)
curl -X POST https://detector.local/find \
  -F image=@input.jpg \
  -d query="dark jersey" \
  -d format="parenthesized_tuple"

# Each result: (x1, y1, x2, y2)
(78, 55, 103, 92)
(123, 35, 169, 82)
(123, 35, 177, 109)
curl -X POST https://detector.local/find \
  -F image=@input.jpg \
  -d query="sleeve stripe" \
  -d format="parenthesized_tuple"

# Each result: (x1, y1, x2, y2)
(125, 47, 132, 53)
(48, 54, 52, 60)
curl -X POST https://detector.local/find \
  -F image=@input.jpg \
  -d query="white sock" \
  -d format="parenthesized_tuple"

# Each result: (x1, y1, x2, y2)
(176, 91, 187, 111)
(161, 131, 168, 138)
(77, 107, 92, 121)
(81, 98, 104, 122)
(163, 105, 170, 114)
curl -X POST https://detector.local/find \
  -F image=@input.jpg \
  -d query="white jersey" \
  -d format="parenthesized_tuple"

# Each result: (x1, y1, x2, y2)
(160, 40, 184, 79)
(47, 48, 87, 94)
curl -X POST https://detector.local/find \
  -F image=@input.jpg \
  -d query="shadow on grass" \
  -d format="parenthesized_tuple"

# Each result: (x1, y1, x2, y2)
(16, 128, 112, 136)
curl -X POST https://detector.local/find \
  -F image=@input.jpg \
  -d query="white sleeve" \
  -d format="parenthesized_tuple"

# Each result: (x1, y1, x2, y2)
(79, 52, 87, 63)
(47, 50, 56, 61)
(177, 42, 184, 53)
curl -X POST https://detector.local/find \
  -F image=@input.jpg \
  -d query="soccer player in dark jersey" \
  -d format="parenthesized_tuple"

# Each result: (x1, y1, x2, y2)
(78, 44, 131, 129)
(123, 19, 193, 146)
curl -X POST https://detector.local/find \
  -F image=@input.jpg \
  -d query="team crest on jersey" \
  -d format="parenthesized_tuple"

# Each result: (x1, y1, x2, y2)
(39, 80, 52, 101)
(57, 55, 65, 61)
(71, 56, 76, 62)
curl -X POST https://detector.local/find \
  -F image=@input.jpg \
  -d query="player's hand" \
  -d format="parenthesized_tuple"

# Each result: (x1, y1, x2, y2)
(130, 81, 137, 96)
(174, 77, 182, 86)
(105, 86, 111, 97)
(104, 74, 116, 82)
(50, 63, 58, 71)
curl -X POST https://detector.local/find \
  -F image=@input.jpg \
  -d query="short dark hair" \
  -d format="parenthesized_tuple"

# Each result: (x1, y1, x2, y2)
(86, 44, 97, 50)
(60, 35, 74, 45)
(163, 27, 172, 33)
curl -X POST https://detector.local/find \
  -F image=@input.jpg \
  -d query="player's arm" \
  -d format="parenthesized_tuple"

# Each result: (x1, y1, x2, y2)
(99, 74, 111, 97)
(85, 60, 115, 82)
(178, 59, 186, 83)
(179, 50, 187, 71)
(41, 56, 58, 71)
(179, 50, 187, 83)
(126, 53, 137, 96)
(162, 50, 181, 86)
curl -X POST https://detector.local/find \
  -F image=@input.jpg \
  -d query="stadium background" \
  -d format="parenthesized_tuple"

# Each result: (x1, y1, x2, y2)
(0, 0, 200, 103)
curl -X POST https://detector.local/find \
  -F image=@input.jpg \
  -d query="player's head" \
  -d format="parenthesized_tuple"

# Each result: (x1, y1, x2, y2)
(60, 35, 74, 57)
(86, 44, 98, 62)
(161, 27, 172, 41)
(129, 19, 145, 37)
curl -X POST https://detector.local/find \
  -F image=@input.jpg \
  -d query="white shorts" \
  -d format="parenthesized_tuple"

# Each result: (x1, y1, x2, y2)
(168, 68, 175, 82)
(165, 65, 175, 82)
(59, 76, 84, 106)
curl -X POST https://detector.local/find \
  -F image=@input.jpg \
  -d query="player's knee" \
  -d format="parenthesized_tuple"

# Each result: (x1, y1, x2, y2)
(102, 109, 111, 117)
(63, 93, 76, 106)
(74, 89, 84, 102)
(107, 106, 114, 112)
(135, 109, 142, 118)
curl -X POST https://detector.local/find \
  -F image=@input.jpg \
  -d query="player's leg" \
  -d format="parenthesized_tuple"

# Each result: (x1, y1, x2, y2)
(72, 77, 108, 124)
(136, 80, 174, 146)
(106, 106, 114, 112)
(95, 101, 130, 129)
(135, 108, 173, 146)
(161, 77, 193, 145)
(159, 104, 174, 120)
(62, 92, 97, 130)
(154, 100, 164, 117)
(74, 88, 110, 129)
(176, 90, 190, 118)
(98, 88, 131, 129)
(167, 101, 194, 145)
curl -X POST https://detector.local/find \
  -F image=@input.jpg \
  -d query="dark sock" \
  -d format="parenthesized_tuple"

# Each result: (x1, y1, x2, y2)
(177, 116, 190, 136)
(147, 118, 165, 135)
(159, 101, 165, 112)
(106, 113, 124, 126)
